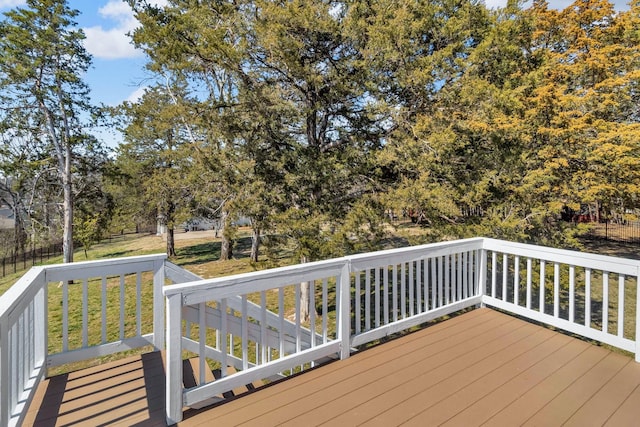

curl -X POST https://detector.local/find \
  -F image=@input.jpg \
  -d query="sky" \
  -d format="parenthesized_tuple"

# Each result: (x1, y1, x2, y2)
(486, 0, 629, 9)
(0, 0, 168, 107)
(0, 0, 169, 146)
(0, 0, 632, 147)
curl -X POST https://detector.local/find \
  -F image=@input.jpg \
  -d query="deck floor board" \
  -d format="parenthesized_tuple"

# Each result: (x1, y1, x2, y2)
(25, 308, 640, 426)
(221, 310, 517, 426)
(323, 318, 543, 426)
(400, 329, 570, 427)
(565, 359, 640, 426)
(440, 336, 591, 426)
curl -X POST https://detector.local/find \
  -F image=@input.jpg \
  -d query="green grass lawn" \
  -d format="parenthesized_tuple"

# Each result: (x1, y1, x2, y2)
(0, 227, 289, 292)
(1, 228, 305, 374)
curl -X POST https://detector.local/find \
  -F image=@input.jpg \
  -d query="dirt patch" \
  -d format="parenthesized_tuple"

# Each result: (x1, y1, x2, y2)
(173, 230, 219, 241)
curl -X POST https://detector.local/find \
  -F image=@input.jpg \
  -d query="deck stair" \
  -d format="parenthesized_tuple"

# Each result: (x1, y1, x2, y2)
(166, 259, 325, 405)
(182, 358, 263, 409)
(215, 366, 263, 396)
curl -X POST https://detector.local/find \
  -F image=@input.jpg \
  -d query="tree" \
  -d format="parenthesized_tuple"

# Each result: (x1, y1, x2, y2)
(358, 0, 495, 240)
(127, 0, 387, 321)
(0, 130, 40, 255)
(249, 0, 380, 257)
(364, 0, 640, 248)
(0, 0, 94, 263)
(74, 137, 113, 257)
(117, 82, 194, 257)
(519, 0, 640, 231)
(128, 1, 248, 261)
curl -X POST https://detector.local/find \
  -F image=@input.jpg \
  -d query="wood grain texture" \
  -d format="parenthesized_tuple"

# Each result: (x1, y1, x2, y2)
(24, 308, 640, 426)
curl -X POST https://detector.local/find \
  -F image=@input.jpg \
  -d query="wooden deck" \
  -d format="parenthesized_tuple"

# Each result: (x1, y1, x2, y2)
(25, 308, 640, 426)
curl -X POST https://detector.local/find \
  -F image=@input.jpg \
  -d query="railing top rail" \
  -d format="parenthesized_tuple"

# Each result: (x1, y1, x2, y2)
(43, 254, 168, 282)
(42, 253, 168, 273)
(164, 257, 348, 303)
(0, 266, 45, 320)
(348, 237, 485, 271)
(482, 238, 640, 275)
(165, 238, 486, 304)
(1, 254, 167, 320)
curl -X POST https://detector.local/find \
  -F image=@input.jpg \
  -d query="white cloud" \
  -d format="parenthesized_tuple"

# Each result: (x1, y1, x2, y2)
(82, 0, 170, 60)
(0, 0, 25, 8)
(82, 1, 138, 59)
(84, 25, 139, 60)
(99, 0, 136, 19)
(126, 86, 148, 103)
(483, 0, 508, 9)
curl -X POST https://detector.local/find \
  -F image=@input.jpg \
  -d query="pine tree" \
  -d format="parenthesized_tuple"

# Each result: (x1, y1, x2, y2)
(117, 83, 194, 257)
(0, 0, 94, 263)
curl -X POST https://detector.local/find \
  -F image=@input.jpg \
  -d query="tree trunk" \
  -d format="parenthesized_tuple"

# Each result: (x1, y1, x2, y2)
(62, 150, 73, 264)
(166, 227, 176, 257)
(163, 199, 177, 257)
(220, 210, 233, 260)
(10, 193, 27, 255)
(41, 89, 74, 263)
(220, 237, 232, 260)
(299, 255, 315, 323)
(250, 225, 260, 263)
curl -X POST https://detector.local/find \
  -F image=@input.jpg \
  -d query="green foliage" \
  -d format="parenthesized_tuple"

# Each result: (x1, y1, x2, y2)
(0, 0, 98, 262)
(110, 0, 640, 259)
(74, 213, 99, 259)
(114, 82, 195, 256)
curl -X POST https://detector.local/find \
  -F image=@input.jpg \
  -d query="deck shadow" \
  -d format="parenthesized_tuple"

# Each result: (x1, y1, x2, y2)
(32, 373, 68, 426)
(28, 352, 168, 427)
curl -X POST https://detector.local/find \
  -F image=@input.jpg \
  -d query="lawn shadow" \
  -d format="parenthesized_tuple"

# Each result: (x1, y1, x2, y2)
(98, 250, 135, 259)
(175, 236, 255, 268)
(579, 237, 640, 260)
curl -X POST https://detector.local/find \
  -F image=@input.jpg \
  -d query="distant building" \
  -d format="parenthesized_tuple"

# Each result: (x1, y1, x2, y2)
(156, 216, 252, 235)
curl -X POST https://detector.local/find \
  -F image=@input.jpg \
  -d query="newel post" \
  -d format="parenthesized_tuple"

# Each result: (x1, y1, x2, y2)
(478, 248, 488, 307)
(338, 261, 351, 360)
(36, 272, 48, 378)
(635, 270, 640, 363)
(166, 292, 183, 424)
(0, 314, 8, 427)
(152, 257, 166, 351)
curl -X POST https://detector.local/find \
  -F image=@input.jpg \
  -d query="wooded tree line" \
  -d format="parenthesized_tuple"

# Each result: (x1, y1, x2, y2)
(1, 0, 639, 264)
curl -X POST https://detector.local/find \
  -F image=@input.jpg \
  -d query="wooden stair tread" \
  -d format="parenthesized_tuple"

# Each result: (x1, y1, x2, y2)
(220, 366, 264, 395)
(182, 358, 265, 409)
(182, 357, 216, 388)
(183, 357, 223, 409)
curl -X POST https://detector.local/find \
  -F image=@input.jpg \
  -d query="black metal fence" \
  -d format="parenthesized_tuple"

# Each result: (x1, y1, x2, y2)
(584, 220, 640, 244)
(1, 241, 63, 278)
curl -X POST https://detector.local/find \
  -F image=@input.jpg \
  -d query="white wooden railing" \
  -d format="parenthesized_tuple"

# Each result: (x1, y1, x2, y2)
(0, 268, 46, 427)
(482, 238, 640, 359)
(163, 238, 488, 423)
(2, 238, 640, 426)
(348, 239, 484, 347)
(0, 254, 167, 427)
(163, 257, 351, 422)
(163, 237, 640, 423)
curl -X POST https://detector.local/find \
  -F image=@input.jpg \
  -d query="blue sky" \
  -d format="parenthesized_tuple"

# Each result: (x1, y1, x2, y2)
(69, 0, 158, 107)
(0, 0, 632, 147)
(0, 0, 167, 107)
(0, 0, 170, 146)
(70, 0, 176, 108)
